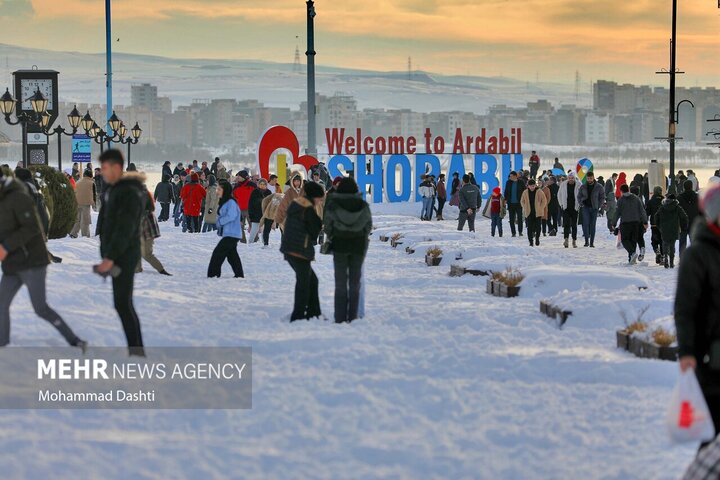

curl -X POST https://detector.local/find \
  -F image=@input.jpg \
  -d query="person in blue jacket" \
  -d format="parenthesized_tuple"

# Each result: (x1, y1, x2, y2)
(207, 179, 244, 278)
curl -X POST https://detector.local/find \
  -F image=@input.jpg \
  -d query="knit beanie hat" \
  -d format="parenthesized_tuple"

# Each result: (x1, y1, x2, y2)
(492, 187, 501, 195)
(701, 184, 720, 223)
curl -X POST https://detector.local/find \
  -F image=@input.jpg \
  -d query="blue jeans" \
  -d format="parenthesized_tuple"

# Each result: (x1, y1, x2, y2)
(421, 197, 434, 220)
(202, 222, 217, 233)
(581, 206, 598, 244)
(491, 213, 503, 236)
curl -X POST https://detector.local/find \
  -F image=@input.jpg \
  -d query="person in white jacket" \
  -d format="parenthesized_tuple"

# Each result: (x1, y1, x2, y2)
(557, 172, 582, 248)
(418, 175, 435, 221)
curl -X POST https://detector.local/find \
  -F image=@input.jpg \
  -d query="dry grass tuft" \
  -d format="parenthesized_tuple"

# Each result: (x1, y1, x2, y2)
(652, 327, 676, 347)
(426, 246, 443, 258)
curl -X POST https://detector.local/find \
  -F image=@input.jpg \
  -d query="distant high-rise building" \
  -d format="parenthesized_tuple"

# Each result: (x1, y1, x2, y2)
(131, 83, 159, 111)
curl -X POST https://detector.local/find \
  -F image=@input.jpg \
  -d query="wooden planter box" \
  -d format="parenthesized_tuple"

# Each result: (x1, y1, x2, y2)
(390, 238, 404, 248)
(425, 255, 442, 266)
(379, 235, 389, 242)
(485, 279, 520, 298)
(616, 330, 677, 362)
(406, 247, 415, 254)
(450, 265, 466, 277)
(539, 301, 572, 328)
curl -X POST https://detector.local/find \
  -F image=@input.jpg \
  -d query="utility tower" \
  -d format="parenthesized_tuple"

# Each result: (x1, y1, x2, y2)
(293, 36, 302, 72)
(575, 71, 581, 101)
(408, 56, 412, 80)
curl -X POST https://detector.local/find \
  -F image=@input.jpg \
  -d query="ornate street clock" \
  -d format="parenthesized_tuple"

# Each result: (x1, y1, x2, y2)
(13, 69, 59, 165)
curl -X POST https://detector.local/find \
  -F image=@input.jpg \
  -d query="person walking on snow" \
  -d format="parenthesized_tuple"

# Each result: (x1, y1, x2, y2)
(248, 179, 272, 244)
(677, 179, 700, 256)
(529, 150, 541, 179)
(612, 183, 648, 264)
(457, 174, 481, 232)
(488, 187, 506, 237)
(674, 184, 720, 446)
(646, 186, 665, 265)
(436, 174, 447, 220)
(261, 191, 283, 247)
(0, 171, 86, 350)
(281, 182, 325, 322)
(558, 171, 581, 248)
(323, 177, 372, 324)
(207, 179, 245, 278)
(202, 175, 219, 233)
(504, 170, 525, 237)
(180, 172, 206, 233)
(153, 174, 175, 222)
(419, 175, 435, 221)
(654, 193, 688, 269)
(69, 169, 95, 238)
(94, 149, 146, 356)
(577, 171, 605, 247)
(521, 179, 548, 247)
(136, 187, 171, 276)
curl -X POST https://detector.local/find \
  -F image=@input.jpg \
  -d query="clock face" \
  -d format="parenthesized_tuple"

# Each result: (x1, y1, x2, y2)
(20, 78, 54, 111)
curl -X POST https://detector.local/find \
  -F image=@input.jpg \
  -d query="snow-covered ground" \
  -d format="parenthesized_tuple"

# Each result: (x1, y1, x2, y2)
(0, 202, 698, 479)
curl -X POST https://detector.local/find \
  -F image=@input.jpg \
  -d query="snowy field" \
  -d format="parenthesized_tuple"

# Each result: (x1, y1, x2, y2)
(0, 202, 698, 479)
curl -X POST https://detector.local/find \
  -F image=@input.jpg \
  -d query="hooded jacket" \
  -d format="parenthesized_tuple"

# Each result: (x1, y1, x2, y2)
(0, 177, 50, 274)
(280, 197, 323, 261)
(180, 179, 206, 216)
(248, 187, 272, 223)
(654, 198, 688, 243)
(262, 193, 284, 224)
(613, 192, 647, 227)
(323, 192, 372, 255)
(615, 172, 627, 199)
(677, 189, 700, 227)
(97, 172, 146, 264)
(645, 193, 664, 225)
(154, 175, 176, 204)
(275, 175, 303, 227)
(203, 184, 220, 224)
(675, 221, 720, 394)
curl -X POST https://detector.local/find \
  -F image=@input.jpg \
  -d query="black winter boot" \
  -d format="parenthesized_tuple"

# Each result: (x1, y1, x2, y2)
(664, 255, 669, 269)
(670, 255, 675, 268)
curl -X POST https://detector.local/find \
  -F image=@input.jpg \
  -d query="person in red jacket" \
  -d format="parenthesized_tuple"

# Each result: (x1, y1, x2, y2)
(232, 170, 257, 242)
(615, 172, 627, 200)
(436, 174, 447, 220)
(529, 151, 541, 180)
(180, 172, 206, 233)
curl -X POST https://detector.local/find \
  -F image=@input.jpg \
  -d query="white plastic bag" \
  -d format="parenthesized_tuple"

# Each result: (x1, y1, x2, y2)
(666, 370, 716, 443)
(616, 231, 623, 250)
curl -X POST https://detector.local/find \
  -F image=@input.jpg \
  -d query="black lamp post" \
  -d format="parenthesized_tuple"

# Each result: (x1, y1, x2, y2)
(0, 87, 46, 167)
(39, 105, 82, 171)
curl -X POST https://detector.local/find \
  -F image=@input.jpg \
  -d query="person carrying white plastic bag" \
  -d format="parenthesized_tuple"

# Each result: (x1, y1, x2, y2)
(667, 369, 715, 443)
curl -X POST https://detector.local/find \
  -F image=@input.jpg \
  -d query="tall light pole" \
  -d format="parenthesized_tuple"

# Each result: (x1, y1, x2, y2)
(105, 0, 113, 133)
(306, 0, 317, 156)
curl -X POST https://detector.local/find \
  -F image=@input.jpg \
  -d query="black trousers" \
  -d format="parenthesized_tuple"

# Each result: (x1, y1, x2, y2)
(159, 202, 170, 221)
(112, 256, 144, 354)
(548, 205, 559, 232)
(620, 221, 640, 257)
(208, 237, 244, 278)
(437, 197, 446, 217)
(187, 215, 201, 233)
(262, 218, 273, 246)
(457, 209, 477, 232)
(333, 252, 365, 323)
(286, 256, 321, 321)
(526, 216, 541, 244)
(508, 204, 523, 235)
(563, 209, 578, 240)
(650, 226, 663, 255)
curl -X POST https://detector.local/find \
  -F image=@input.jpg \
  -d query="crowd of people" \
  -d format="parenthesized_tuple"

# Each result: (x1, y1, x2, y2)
(0, 151, 373, 355)
(416, 157, 720, 266)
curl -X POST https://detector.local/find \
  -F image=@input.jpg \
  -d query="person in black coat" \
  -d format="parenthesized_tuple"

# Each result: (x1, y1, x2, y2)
(280, 181, 325, 322)
(0, 172, 86, 349)
(161, 161, 172, 180)
(677, 179, 700, 256)
(95, 149, 147, 356)
(323, 177, 372, 323)
(153, 174, 175, 222)
(247, 179, 272, 243)
(646, 186, 665, 263)
(504, 171, 526, 236)
(172, 163, 185, 177)
(675, 185, 720, 442)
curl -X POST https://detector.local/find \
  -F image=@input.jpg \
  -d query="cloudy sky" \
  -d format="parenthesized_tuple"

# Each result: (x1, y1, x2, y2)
(2, 0, 720, 85)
